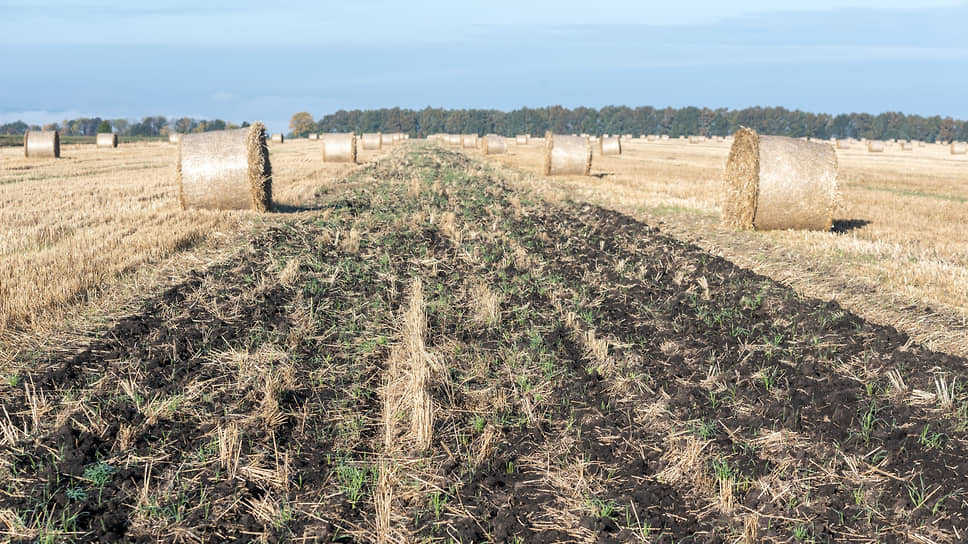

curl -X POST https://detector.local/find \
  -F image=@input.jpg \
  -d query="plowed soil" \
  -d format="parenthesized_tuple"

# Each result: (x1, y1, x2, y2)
(2, 145, 967, 543)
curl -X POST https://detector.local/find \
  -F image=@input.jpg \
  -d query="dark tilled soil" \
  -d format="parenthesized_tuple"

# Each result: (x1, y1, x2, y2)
(2, 145, 967, 543)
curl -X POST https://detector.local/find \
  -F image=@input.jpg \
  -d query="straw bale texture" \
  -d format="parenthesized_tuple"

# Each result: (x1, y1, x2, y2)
(322, 133, 357, 163)
(951, 143, 968, 155)
(169, 133, 183, 144)
(867, 141, 884, 153)
(362, 133, 382, 150)
(461, 134, 478, 148)
(515, 134, 529, 145)
(447, 134, 461, 146)
(599, 136, 621, 156)
(24, 130, 60, 158)
(177, 123, 272, 212)
(381, 133, 394, 146)
(481, 134, 507, 155)
(96, 133, 118, 148)
(543, 132, 592, 176)
(723, 127, 838, 231)
(271, 134, 284, 144)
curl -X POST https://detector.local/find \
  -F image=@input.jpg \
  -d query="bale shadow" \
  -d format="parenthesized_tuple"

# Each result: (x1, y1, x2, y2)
(272, 202, 328, 214)
(831, 219, 871, 233)
(592, 172, 615, 179)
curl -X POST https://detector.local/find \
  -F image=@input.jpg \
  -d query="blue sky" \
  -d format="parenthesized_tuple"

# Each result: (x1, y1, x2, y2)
(1, 1, 966, 134)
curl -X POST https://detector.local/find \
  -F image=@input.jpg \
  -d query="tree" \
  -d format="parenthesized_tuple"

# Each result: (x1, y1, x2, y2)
(289, 112, 314, 138)
(97, 120, 112, 133)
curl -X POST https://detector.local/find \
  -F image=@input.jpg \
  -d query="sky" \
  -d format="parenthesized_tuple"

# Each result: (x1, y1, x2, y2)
(0, 1, 966, 134)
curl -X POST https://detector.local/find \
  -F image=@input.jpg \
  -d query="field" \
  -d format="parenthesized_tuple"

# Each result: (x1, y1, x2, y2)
(1, 138, 968, 543)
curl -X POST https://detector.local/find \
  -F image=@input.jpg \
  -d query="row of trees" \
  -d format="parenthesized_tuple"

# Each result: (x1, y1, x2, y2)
(307, 106, 968, 142)
(0, 117, 250, 137)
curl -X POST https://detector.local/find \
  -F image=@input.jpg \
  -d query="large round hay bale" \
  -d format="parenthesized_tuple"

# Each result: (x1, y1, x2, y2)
(362, 133, 382, 150)
(24, 130, 60, 158)
(599, 136, 621, 156)
(461, 134, 478, 148)
(177, 123, 271, 212)
(723, 127, 838, 231)
(951, 143, 967, 155)
(169, 133, 183, 144)
(96, 133, 118, 148)
(867, 141, 884, 153)
(543, 132, 592, 176)
(381, 133, 394, 146)
(322, 133, 357, 163)
(481, 134, 507, 155)
(271, 134, 284, 144)
(515, 134, 529, 145)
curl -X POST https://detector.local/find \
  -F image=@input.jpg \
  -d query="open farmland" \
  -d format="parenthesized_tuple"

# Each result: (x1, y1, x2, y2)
(1, 139, 968, 543)
(482, 138, 968, 357)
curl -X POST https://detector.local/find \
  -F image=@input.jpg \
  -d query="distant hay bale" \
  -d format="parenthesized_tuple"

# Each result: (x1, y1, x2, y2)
(177, 123, 271, 212)
(599, 136, 621, 156)
(900, 142, 914, 151)
(543, 132, 592, 176)
(646, 134, 659, 142)
(867, 141, 885, 153)
(623, 134, 633, 140)
(271, 134, 284, 144)
(835, 139, 850, 149)
(723, 127, 838, 231)
(381, 133, 394, 146)
(96, 132, 118, 148)
(362, 133, 382, 150)
(461, 134, 478, 148)
(322, 133, 357, 163)
(689, 136, 705, 144)
(515, 134, 529, 145)
(481, 134, 507, 155)
(952, 143, 968, 155)
(169, 133, 183, 144)
(661, 135, 670, 141)
(308, 133, 319, 140)
(23, 130, 60, 158)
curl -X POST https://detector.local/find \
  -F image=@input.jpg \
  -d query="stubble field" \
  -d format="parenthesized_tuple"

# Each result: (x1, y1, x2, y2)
(1, 137, 967, 543)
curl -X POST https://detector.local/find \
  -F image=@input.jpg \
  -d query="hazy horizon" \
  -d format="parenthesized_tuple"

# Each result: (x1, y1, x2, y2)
(2, 1, 966, 134)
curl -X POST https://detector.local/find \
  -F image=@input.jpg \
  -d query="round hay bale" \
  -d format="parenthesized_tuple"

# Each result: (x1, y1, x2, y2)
(96, 133, 118, 148)
(271, 133, 284, 144)
(900, 142, 914, 151)
(599, 136, 621, 156)
(867, 141, 884, 153)
(661, 135, 670, 141)
(835, 139, 850, 149)
(381, 133, 394, 146)
(362, 133, 382, 150)
(322, 133, 357, 163)
(24, 130, 60, 158)
(543, 132, 592, 176)
(689, 136, 706, 144)
(482, 134, 507, 155)
(515, 134, 529, 145)
(461, 134, 478, 148)
(169, 133, 183, 144)
(308, 133, 319, 140)
(723, 127, 838, 231)
(951, 143, 968, 155)
(646, 135, 659, 142)
(177, 123, 272, 212)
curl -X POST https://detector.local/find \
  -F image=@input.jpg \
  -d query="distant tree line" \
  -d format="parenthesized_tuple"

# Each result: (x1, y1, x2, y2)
(314, 106, 968, 142)
(0, 117, 250, 137)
